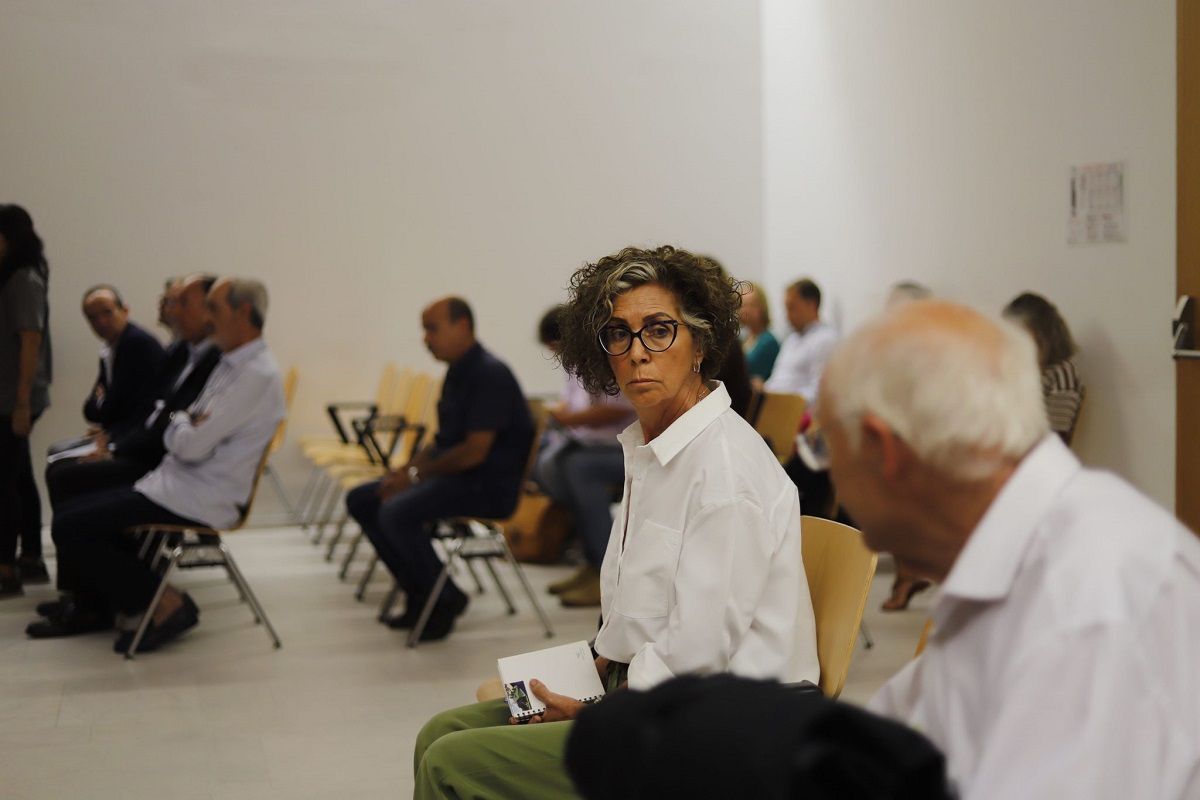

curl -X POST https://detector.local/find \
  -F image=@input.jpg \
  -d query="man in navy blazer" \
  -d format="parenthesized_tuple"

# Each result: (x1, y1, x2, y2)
(81, 285, 165, 439)
(47, 275, 221, 509)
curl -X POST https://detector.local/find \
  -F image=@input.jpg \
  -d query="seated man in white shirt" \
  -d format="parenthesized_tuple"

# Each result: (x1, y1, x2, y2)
(762, 277, 838, 404)
(27, 278, 285, 653)
(815, 300, 1200, 798)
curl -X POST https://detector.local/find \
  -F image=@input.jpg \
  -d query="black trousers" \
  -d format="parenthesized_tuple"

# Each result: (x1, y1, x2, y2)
(46, 457, 154, 592)
(53, 487, 202, 615)
(0, 414, 42, 565)
(345, 475, 515, 603)
(46, 455, 152, 511)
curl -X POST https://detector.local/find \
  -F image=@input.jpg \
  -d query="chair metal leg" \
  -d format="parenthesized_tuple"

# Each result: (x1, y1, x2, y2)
(462, 557, 486, 595)
(126, 547, 182, 659)
(496, 536, 554, 638)
(311, 484, 342, 545)
(325, 508, 349, 562)
(481, 556, 516, 615)
(299, 469, 329, 531)
(338, 530, 363, 581)
(306, 476, 335, 541)
(859, 621, 875, 650)
(408, 556, 456, 649)
(220, 543, 282, 648)
(265, 463, 299, 524)
(355, 554, 379, 601)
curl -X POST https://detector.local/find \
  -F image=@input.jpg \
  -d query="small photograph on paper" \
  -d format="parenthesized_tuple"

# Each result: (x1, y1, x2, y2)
(503, 680, 534, 716)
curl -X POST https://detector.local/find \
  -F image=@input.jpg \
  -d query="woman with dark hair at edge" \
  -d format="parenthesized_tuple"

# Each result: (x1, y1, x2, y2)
(0, 204, 53, 596)
(1003, 292, 1084, 444)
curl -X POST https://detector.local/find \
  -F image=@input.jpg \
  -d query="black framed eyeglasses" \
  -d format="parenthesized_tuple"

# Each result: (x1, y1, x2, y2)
(598, 319, 681, 356)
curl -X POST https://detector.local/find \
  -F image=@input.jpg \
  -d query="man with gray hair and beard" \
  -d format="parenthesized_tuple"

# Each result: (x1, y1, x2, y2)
(29, 278, 284, 654)
(568, 299, 1200, 799)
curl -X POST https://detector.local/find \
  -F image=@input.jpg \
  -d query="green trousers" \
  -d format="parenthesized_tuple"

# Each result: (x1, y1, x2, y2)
(413, 699, 580, 800)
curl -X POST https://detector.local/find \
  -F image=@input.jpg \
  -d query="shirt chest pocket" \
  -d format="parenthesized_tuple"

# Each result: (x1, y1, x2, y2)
(615, 520, 683, 619)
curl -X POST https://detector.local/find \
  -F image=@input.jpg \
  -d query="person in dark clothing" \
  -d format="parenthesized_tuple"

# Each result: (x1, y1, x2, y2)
(80, 284, 166, 439)
(0, 204, 53, 596)
(46, 274, 219, 509)
(346, 296, 534, 642)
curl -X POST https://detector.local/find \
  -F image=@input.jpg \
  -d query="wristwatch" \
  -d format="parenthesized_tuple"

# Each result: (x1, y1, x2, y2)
(407, 465, 421, 484)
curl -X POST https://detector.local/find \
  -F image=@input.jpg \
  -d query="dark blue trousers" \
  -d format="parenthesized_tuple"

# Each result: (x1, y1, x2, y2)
(346, 475, 515, 603)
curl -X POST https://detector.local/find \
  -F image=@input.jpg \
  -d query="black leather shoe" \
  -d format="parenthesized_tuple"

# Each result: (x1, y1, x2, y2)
(26, 605, 114, 638)
(115, 594, 199, 654)
(36, 598, 69, 619)
(386, 589, 469, 629)
(415, 606, 458, 641)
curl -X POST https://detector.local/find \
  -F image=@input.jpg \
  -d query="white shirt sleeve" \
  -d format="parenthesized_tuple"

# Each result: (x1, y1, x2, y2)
(628, 497, 783, 689)
(164, 366, 273, 464)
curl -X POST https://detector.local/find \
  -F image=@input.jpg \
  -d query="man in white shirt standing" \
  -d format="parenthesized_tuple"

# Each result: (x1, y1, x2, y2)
(28, 278, 284, 654)
(817, 300, 1200, 799)
(763, 278, 838, 403)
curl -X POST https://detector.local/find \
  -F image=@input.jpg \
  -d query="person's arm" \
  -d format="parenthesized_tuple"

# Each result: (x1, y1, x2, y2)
(550, 404, 630, 429)
(410, 430, 496, 475)
(105, 332, 167, 430)
(626, 496, 786, 690)
(83, 360, 105, 423)
(162, 366, 270, 463)
(10, 330, 42, 437)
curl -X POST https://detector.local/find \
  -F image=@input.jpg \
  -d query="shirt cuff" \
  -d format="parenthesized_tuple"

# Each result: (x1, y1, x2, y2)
(627, 644, 676, 691)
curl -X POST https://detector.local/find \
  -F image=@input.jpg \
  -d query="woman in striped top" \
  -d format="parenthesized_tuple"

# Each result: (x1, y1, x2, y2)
(1003, 293, 1084, 444)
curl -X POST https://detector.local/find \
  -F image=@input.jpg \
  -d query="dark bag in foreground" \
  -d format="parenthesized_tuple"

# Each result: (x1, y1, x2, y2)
(566, 673, 952, 800)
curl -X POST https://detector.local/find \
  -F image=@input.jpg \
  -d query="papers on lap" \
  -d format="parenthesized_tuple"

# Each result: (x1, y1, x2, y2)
(47, 441, 99, 463)
(497, 640, 605, 720)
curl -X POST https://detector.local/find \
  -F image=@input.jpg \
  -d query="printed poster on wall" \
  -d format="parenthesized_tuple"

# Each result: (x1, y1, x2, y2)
(1069, 161, 1126, 245)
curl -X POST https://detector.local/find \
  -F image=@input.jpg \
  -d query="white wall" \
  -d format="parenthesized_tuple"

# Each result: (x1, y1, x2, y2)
(1, 1, 764, 523)
(763, 0, 1176, 507)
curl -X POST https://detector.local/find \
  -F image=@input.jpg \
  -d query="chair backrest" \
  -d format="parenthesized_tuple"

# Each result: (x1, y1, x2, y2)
(381, 367, 414, 416)
(800, 515, 878, 698)
(520, 399, 551, 487)
(376, 362, 400, 405)
(388, 373, 435, 464)
(754, 391, 808, 463)
(268, 367, 299, 456)
(229, 416, 289, 533)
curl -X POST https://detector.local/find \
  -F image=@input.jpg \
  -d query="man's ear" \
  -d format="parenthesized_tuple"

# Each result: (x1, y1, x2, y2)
(861, 413, 904, 480)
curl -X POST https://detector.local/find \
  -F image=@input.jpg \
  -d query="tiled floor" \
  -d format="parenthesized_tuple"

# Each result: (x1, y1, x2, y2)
(0, 528, 931, 799)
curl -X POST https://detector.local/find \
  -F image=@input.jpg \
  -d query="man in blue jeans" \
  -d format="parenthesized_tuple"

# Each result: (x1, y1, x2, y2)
(346, 297, 533, 641)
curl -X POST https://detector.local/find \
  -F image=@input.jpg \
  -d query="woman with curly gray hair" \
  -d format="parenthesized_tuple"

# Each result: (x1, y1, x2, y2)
(412, 246, 819, 800)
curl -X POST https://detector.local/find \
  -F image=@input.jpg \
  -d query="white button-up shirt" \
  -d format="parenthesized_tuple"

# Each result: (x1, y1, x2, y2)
(869, 436, 1200, 799)
(594, 382, 820, 691)
(135, 338, 285, 529)
(763, 320, 839, 403)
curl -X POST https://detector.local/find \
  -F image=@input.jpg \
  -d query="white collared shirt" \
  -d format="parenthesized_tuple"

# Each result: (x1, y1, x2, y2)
(763, 320, 839, 403)
(135, 338, 284, 529)
(594, 382, 819, 691)
(869, 436, 1200, 799)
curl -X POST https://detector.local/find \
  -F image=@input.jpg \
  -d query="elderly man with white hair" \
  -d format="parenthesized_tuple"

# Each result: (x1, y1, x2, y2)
(815, 299, 1200, 799)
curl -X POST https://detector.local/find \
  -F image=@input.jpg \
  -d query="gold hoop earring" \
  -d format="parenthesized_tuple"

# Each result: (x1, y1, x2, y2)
(692, 361, 701, 374)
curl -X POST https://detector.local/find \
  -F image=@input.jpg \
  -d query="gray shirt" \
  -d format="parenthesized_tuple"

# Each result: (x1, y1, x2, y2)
(0, 266, 52, 415)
